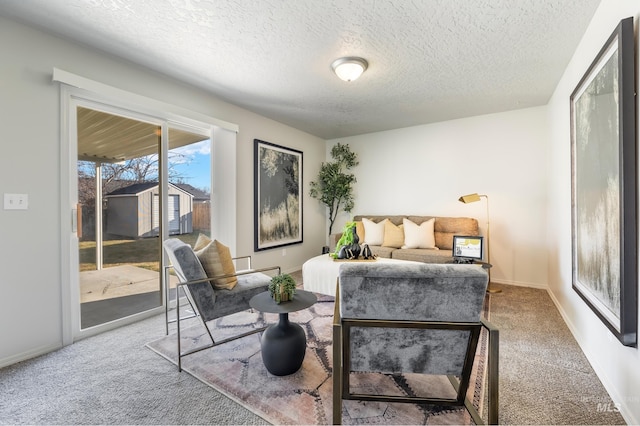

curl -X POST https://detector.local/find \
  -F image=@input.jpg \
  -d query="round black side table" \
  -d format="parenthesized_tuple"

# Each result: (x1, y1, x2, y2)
(249, 289, 317, 376)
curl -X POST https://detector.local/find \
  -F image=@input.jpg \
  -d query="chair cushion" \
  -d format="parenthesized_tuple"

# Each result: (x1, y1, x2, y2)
(338, 262, 488, 376)
(350, 326, 471, 375)
(211, 272, 271, 319)
(164, 238, 275, 322)
(164, 238, 207, 283)
(339, 262, 487, 323)
(163, 238, 217, 318)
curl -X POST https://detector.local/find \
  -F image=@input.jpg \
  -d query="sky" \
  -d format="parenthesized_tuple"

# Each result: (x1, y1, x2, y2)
(170, 139, 211, 193)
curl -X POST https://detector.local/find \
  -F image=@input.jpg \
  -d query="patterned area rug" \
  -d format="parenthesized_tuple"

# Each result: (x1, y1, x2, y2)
(146, 294, 490, 425)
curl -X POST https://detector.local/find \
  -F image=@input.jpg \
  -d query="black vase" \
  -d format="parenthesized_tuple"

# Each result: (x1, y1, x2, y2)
(362, 244, 373, 259)
(348, 226, 361, 259)
(351, 225, 360, 245)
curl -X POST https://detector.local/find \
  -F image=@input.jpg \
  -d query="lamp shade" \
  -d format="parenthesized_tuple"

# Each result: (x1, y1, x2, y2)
(331, 57, 368, 82)
(459, 193, 482, 203)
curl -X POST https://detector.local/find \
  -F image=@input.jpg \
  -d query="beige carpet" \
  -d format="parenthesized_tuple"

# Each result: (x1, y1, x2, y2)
(487, 283, 626, 425)
(146, 293, 490, 425)
(0, 273, 626, 425)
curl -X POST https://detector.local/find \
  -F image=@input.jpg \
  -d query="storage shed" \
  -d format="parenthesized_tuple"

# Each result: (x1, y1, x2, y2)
(105, 182, 193, 237)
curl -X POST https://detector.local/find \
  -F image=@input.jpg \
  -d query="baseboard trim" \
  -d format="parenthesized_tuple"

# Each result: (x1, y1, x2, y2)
(546, 288, 638, 426)
(490, 278, 547, 289)
(0, 343, 62, 369)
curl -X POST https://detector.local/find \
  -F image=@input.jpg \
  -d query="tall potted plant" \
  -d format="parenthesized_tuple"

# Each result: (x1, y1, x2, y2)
(309, 143, 359, 236)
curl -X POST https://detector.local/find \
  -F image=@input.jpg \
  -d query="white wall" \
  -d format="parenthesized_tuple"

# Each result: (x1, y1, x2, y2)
(329, 106, 550, 288)
(0, 16, 326, 366)
(5, 5, 639, 420)
(546, 1, 640, 423)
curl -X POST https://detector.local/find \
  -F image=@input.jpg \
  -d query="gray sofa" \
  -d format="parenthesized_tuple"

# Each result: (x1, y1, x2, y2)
(331, 215, 479, 263)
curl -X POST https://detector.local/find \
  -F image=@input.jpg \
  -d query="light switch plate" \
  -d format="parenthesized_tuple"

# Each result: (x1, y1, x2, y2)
(4, 193, 29, 210)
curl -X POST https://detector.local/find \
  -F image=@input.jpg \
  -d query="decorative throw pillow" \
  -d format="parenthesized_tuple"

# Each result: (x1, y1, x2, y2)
(355, 221, 365, 243)
(362, 218, 387, 246)
(193, 233, 212, 251)
(195, 240, 238, 290)
(402, 218, 437, 249)
(382, 221, 404, 248)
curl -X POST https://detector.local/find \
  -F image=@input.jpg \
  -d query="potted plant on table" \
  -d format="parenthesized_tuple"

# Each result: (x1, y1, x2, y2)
(332, 221, 361, 259)
(269, 273, 297, 304)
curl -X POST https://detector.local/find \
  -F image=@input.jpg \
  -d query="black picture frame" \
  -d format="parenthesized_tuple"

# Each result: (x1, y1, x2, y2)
(570, 17, 637, 347)
(254, 139, 303, 251)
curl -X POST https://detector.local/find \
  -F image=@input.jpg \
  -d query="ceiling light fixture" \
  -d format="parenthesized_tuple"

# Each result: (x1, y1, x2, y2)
(331, 57, 368, 82)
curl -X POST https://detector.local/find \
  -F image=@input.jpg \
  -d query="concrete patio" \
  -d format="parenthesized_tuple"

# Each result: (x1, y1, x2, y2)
(80, 265, 180, 328)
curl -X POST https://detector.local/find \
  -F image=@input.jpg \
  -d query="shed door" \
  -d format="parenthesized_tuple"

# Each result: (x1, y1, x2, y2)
(153, 194, 180, 234)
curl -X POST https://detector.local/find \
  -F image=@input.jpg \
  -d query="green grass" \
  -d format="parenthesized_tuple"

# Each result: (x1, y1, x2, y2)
(79, 233, 202, 272)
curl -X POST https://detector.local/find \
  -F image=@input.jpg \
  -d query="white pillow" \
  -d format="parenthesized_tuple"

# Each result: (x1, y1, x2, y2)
(362, 218, 388, 246)
(402, 218, 437, 249)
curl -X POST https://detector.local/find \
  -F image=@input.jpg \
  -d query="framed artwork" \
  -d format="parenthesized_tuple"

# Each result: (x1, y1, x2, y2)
(570, 17, 637, 346)
(254, 139, 303, 251)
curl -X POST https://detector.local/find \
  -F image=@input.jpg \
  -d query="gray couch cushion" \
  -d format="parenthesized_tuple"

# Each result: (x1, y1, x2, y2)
(391, 247, 453, 263)
(369, 245, 395, 258)
(338, 262, 487, 375)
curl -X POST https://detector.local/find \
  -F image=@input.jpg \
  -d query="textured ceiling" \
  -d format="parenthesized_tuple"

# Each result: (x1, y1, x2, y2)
(0, 0, 601, 139)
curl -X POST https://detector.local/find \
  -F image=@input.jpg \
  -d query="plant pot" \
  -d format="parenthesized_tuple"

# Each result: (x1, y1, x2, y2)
(269, 273, 296, 304)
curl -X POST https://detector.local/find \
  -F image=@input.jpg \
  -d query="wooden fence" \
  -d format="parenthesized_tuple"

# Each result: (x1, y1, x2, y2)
(193, 202, 211, 232)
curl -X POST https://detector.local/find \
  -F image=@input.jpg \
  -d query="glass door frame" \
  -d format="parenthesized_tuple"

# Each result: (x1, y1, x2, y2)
(58, 76, 232, 344)
(70, 96, 168, 340)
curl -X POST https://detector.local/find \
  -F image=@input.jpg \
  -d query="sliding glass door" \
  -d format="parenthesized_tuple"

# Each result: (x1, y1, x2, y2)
(77, 107, 164, 329)
(164, 125, 212, 305)
(56, 72, 237, 345)
(73, 104, 212, 332)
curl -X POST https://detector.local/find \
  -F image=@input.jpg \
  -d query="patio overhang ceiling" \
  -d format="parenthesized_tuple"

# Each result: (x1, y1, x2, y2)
(77, 107, 207, 163)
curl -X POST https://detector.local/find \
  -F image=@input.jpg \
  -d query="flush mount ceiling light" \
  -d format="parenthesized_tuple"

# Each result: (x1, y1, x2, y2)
(331, 56, 368, 82)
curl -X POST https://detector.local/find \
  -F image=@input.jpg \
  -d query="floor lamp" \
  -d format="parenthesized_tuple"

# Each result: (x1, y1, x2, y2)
(458, 193, 502, 294)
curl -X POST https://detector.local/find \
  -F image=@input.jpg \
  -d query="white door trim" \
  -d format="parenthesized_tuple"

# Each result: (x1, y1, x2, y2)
(57, 74, 235, 343)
